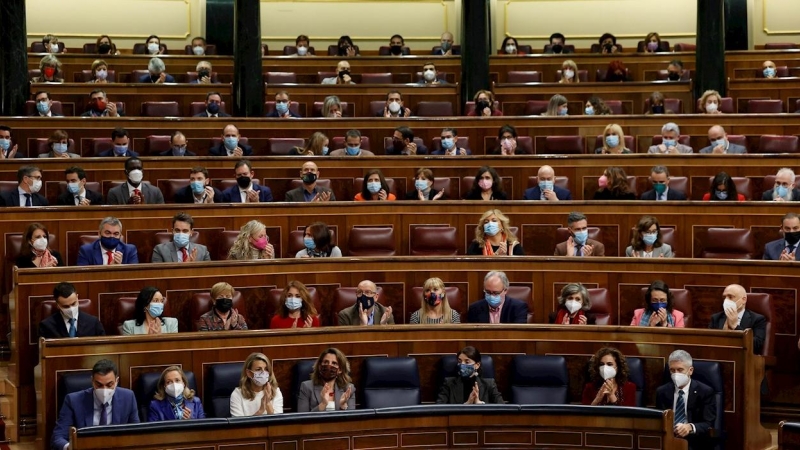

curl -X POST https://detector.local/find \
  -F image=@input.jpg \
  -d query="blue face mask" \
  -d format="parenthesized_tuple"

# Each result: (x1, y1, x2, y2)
(605, 135, 620, 148)
(415, 179, 429, 191)
(190, 181, 206, 194)
(642, 233, 658, 246)
(172, 147, 186, 156)
(113, 145, 128, 156)
(776, 185, 789, 198)
(712, 138, 726, 148)
(0, 139, 10, 151)
(207, 102, 220, 115)
(345, 145, 360, 156)
(285, 297, 303, 311)
(304, 237, 316, 250)
(173, 232, 190, 248)
(483, 222, 500, 236)
(441, 138, 454, 150)
(764, 67, 776, 78)
(585, 106, 594, 115)
(458, 363, 475, 378)
(148, 302, 164, 317)
(573, 230, 588, 245)
(37, 101, 50, 114)
(558, 108, 568, 116)
(651, 302, 666, 312)
(276, 102, 289, 115)
(485, 292, 502, 307)
(100, 236, 120, 250)
(223, 137, 238, 150)
(67, 182, 81, 194)
(53, 143, 68, 154)
(322, 146, 329, 156)
(367, 181, 382, 194)
(716, 191, 728, 200)
(539, 180, 554, 192)
(662, 139, 676, 148)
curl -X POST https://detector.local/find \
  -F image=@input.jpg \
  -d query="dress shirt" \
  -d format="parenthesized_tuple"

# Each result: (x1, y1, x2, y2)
(642, 250, 654, 258)
(18, 187, 35, 207)
(193, 193, 207, 203)
(62, 314, 78, 333)
(39, 111, 53, 117)
(657, 187, 670, 201)
(239, 185, 251, 203)
(177, 246, 188, 262)
(93, 393, 113, 426)
(489, 300, 505, 324)
(736, 308, 745, 327)
(367, 308, 375, 325)
(303, 186, 318, 202)
(786, 240, 798, 253)
(74, 188, 87, 205)
(672, 382, 696, 433)
(127, 182, 142, 199)
(101, 245, 116, 265)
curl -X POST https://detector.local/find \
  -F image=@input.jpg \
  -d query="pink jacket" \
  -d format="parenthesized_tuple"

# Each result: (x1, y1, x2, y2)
(630, 308, 685, 327)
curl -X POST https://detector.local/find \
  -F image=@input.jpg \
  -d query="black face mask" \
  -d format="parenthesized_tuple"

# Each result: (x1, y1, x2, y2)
(652, 105, 665, 114)
(667, 72, 681, 81)
(302, 173, 317, 184)
(338, 70, 350, 79)
(603, 43, 613, 53)
(357, 294, 375, 311)
(236, 176, 251, 189)
(393, 139, 405, 150)
(390, 45, 403, 55)
(785, 231, 800, 246)
(98, 43, 112, 54)
(476, 100, 490, 111)
(215, 298, 233, 313)
(551, 44, 563, 54)
(198, 69, 210, 80)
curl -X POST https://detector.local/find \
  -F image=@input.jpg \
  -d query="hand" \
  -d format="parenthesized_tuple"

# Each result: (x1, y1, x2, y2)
(200, 75, 211, 84)
(578, 314, 588, 325)
(443, 49, 452, 56)
(129, 192, 143, 204)
(405, 143, 417, 155)
(232, 147, 244, 157)
(650, 309, 664, 326)
(466, 382, 480, 404)
(358, 303, 369, 326)
(775, 197, 786, 202)
(418, 189, 426, 201)
(340, 73, 352, 83)
(432, 190, 444, 200)
(667, 145, 679, 154)
(383, 107, 391, 118)
(112, 251, 123, 265)
(402, 108, 411, 118)
(657, 144, 668, 153)
(459, 148, 467, 156)
(481, 107, 492, 117)
(56, 150, 69, 158)
(331, 110, 343, 118)
(345, 46, 356, 57)
(181, 406, 191, 419)
(339, 385, 352, 410)
(106, 102, 118, 117)
(496, 241, 508, 256)
(674, 423, 692, 438)
(378, 189, 388, 201)
(303, 315, 314, 328)
(712, 145, 726, 154)
(566, 236, 575, 256)
(264, 243, 275, 259)
(291, 317, 299, 328)
(187, 247, 198, 262)
(78, 197, 92, 206)
(542, 189, 558, 201)
(156, 72, 166, 84)
(780, 249, 795, 261)
(203, 186, 215, 203)
(313, 191, 331, 202)
(379, 306, 393, 325)
(0, 144, 18, 159)
(246, 190, 260, 203)
(583, 244, 594, 256)
(319, 383, 332, 410)
(561, 312, 570, 325)
(724, 305, 739, 329)
(46, 258, 59, 268)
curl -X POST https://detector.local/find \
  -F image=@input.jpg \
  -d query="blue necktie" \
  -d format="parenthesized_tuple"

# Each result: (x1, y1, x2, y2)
(674, 390, 686, 426)
(99, 402, 108, 425)
(68, 318, 76, 337)
(24, 193, 32, 207)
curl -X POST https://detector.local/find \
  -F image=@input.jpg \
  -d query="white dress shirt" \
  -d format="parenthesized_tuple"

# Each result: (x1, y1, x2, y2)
(18, 187, 32, 207)
(92, 392, 113, 425)
(62, 313, 78, 334)
(229, 387, 284, 416)
(672, 382, 696, 433)
(239, 184, 252, 202)
(127, 182, 141, 198)
(657, 187, 670, 201)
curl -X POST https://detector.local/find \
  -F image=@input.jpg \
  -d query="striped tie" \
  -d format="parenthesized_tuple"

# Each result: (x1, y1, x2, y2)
(674, 390, 686, 425)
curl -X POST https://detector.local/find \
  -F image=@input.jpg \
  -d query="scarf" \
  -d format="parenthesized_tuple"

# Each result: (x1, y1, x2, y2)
(33, 248, 56, 268)
(168, 395, 184, 419)
(483, 233, 508, 256)
(555, 308, 585, 324)
(639, 309, 674, 327)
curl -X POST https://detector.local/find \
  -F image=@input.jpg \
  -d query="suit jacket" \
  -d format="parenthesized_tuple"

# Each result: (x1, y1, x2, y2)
(159, 148, 197, 156)
(173, 185, 224, 204)
(384, 144, 429, 155)
(647, 144, 694, 154)
(208, 143, 253, 157)
(699, 143, 747, 154)
(762, 188, 800, 201)
(222, 184, 273, 203)
(523, 185, 573, 200)
(96, 149, 139, 157)
(51, 387, 139, 450)
(193, 111, 231, 118)
(555, 238, 605, 256)
(122, 317, 179, 335)
(436, 376, 504, 404)
(0, 190, 49, 206)
(39, 152, 80, 158)
(39, 311, 106, 339)
(138, 73, 176, 83)
(284, 185, 336, 202)
(709, 309, 766, 355)
(265, 109, 302, 118)
(467, 297, 528, 324)
(77, 240, 139, 266)
(640, 188, 687, 201)
(147, 396, 205, 421)
(338, 303, 395, 326)
(56, 189, 104, 206)
(763, 238, 800, 260)
(297, 380, 356, 412)
(430, 147, 472, 155)
(107, 183, 165, 205)
(328, 149, 376, 157)
(151, 242, 211, 263)
(625, 243, 674, 258)
(656, 379, 716, 450)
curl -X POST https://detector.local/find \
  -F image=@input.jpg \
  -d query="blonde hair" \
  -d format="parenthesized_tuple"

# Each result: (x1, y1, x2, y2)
(228, 220, 268, 260)
(302, 132, 328, 155)
(239, 352, 279, 401)
(699, 90, 721, 110)
(414, 277, 454, 324)
(91, 59, 108, 77)
(322, 96, 341, 117)
(38, 54, 62, 77)
(602, 123, 626, 153)
(545, 94, 568, 116)
(473, 209, 518, 245)
(560, 60, 579, 83)
(210, 282, 234, 300)
(310, 348, 352, 389)
(153, 366, 195, 401)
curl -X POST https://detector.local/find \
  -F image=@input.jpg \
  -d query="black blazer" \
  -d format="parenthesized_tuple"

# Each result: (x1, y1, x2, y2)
(655, 379, 716, 450)
(0, 190, 49, 206)
(173, 185, 224, 204)
(640, 189, 687, 200)
(159, 149, 197, 156)
(15, 250, 65, 268)
(464, 190, 508, 200)
(38, 311, 106, 339)
(193, 111, 231, 118)
(762, 188, 800, 201)
(593, 190, 637, 200)
(404, 189, 443, 200)
(265, 109, 301, 118)
(56, 189, 104, 206)
(467, 297, 528, 324)
(436, 376, 504, 404)
(208, 143, 253, 157)
(384, 144, 429, 155)
(709, 309, 766, 355)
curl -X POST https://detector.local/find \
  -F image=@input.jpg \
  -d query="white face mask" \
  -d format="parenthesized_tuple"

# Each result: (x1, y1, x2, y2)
(165, 382, 185, 398)
(423, 70, 436, 82)
(388, 101, 401, 114)
(563, 69, 575, 80)
(94, 386, 116, 405)
(599, 365, 616, 381)
(29, 179, 42, 193)
(61, 305, 79, 320)
(32, 237, 48, 251)
(128, 169, 144, 184)
(147, 43, 160, 54)
(192, 46, 205, 55)
(671, 372, 690, 388)
(723, 299, 738, 313)
(565, 299, 582, 314)
(296, 46, 308, 56)
(251, 371, 270, 387)
(705, 102, 718, 113)
(505, 45, 517, 54)
(95, 69, 108, 80)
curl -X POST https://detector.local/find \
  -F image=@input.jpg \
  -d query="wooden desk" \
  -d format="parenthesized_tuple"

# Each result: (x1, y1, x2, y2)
(727, 78, 800, 113)
(69, 405, 687, 450)
(780, 421, 800, 450)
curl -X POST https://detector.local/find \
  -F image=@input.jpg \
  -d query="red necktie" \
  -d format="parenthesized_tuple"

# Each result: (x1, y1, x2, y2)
(181, 247, 188, 262)
(134, 188, 141, 199)
(106, 250, 114, 265)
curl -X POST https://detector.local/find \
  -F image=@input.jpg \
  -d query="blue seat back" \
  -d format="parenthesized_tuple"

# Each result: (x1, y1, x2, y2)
(362, 357, 421, 409)
(509, 355, 568, 404)
(205, 362, 242, 417)
(291, 359, 316, 412)
(627, 357, 646, 407)
(57, 371, 93, 414)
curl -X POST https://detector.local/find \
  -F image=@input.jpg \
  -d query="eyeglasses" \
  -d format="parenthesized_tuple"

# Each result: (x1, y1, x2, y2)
(356, 290, 377, 297)
(484, 289, 504, 296)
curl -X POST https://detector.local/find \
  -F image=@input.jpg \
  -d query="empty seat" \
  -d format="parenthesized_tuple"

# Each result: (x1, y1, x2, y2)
(746, 293, 775, 359)
(362, 357, 420, 408)
(626, 357, 646, 407)
(757, 135, 799, 153)
(267, 138, 304, 155)
(360, 73, 393, 84)
(509, 355, 569, 404)
(556, 70, 589, 82)
(144, 135, 172, 156)
(644, 98, 683, 114)
(699, 228, 756, 259)
(507, 71, 541, 83)
(409, 226, 458, 255)
(141, 102, 180, 117)
(525, 100, 549, 115)
(747, 99, 783, 114)
(415, 102, 453, 117)
(541, 136, 585, 155)
(204, 363, 241, 417)
(604, 100, 624, 115)
(135, 370, 197, 421)
(348, 227, 395, 256)
(673, 43, 696, 51)
(586, 288, 614, 325)
(265, 72, 297, 83)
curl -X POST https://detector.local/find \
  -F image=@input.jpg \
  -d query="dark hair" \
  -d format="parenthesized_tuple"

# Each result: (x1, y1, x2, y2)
(345, 129, 361, 140)
(469, 165, 504, 197)
(296, 34, 309, 45)
(587, 96, 612, 115)
(550, 33, 565, 43)
(386, 90, 402, 101)
(53, 281, 76, 300)
(65, 166, 86, 180)
(279, 280, 318, 319)
(234, 159, 252, 171)
(145, 34, 161, 45)
(190, 166, 209, 178)
(306, 222, 332, 253)
(206, 91, 221, 101)
(599, 33, 616, 45)
(458, 346, 482, 375)
(191, 36, 206, 46)
(92, 359, 118, 377)
(710, 171, 739, 201)
(110, 127, 128, 140)
(172, 211, 194, 228)
(390, 34, 404, 43)
(337, 36, 356, 56)
(588, 347, 629, 384)
(0, 125, 11, 135)
(495, 125, 518, 154)
(631, 215, 663, 251)
(34, 90, 50, 100)
(441, 127, 458, 136)
(669, 59, 684, 70)
(500, 37, 519, 53)
(96, 35, 116, 54)
(124, 157, 142, 172)
(415, 167, 434, 183)
(17, 166, 40, 183)
(395, 126, 414, 142)
(603, 167, 632, 196)
(48, 130, 68, 151)
(361, 169, 390, 200)
(20, 222, 49, 259)
(644, 280, 674, 312)
(89, 89, 107, 99)
(134, 286, 163, 326)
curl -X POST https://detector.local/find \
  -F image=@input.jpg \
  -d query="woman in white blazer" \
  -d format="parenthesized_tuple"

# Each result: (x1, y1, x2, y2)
(122, 286, 178, 335)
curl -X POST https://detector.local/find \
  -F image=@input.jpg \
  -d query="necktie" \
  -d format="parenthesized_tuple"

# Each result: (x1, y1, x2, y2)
(658, 193, 664, 201)
(24, 193, 32, 207)
(134, 188, 141, 201)
(181, 247, 188, 262)
(788, 244, 797, 254)
(68, 318, 76, 337)
(674, 390, 686, 426)
(106, 250, 114, 265)
(99, 402, 108, 425)
(75, 196, 82, 205)
(575, 246, 582, 257)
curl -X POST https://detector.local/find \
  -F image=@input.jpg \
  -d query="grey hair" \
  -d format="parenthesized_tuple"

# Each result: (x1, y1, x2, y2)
(196, 60, 211, 71)
(651, 165, 670, 177)
(322, 95, 342, 117)
(99, 216, 122, 231)
(668, 349, 693, 367)
(558, 283, 591, 310)
(661, 122, 680, 135)
(484, 271, 509, 289)
(777, 167, 796, 180)
(148, 57, 166, 73)
(567, 211, 587, 227)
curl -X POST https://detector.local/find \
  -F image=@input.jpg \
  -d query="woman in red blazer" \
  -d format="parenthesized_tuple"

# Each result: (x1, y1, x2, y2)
(582, 347, 637, 406)
(703, 171, 745, 201)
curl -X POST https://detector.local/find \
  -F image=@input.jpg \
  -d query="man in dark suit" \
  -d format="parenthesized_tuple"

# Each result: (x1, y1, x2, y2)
(432, 32, 460, 56)
(385, 126, 428, 155)
(159, 131, 197, 156)
(337, 280, 394, 326)
(138, 57, 176, 83)
(0, 125, 25, 158)
(39, 282, 105, 339)
(764, 212, 800, 261)
(96, 127, 138, 157)
(32, 91, 64, 117)
(554, 212, 605, 257)
(467, 271, 528, 324)
(655, 350, 717, 450)
(174, 166, 224, 204)
(0, 165, 49, 207)
(640, 165, 687, 201)
(545, 33, 572, 54)
(51, 359, 139, 450)
(209, 124, 253, 156)
(709, 284, 767, 355)
(77, 217, 139, 266)
(222, 159, 273, 203)
(285, 161, 336, 202)
(193, 92, 231, 118)
(762, 168, 800, 201)
(431, 127, 471, 155)
(523, 165, 572, 201)
(57, 166, 104, 206)
(106, 157, 165, 205)
(699, 126, 747, 154)
(265, 91, 302, 118)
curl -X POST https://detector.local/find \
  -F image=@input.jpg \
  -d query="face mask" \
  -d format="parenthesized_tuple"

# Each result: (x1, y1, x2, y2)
(251, 236, 268, 250)
(43, 67, 56, 78)
(345, 146, 360, 156)
(61, 305, 79, 320)
(173, 232, 190, 248)
(322, 146, 329, 156)
(599, 365, 616, 381)
(483, 222, 500, 236)
(207, 102, 220, 115)
(357, 294, 375, 311)
(319, 365, 338, 381)
(485, 292, 502, 307)
(215, 297, 233, 313)
(776, 185, 789, 198)
(558, 108, 568, 116)
(458, 363, 475, 378)
(563, 69, 574, 80)
(423, 70, 436, 82)
(100, 236, 120, 250)
(53, 143, 68, 154)
(653, 183, 667, 195)
(367, 181, 382, 194)
(415, 179, 429, 191)
(388, 101, 401, 114)
(171, 146, 186, 157)
(642, 233, 658, 246)
(671, 373, 690, 388)
(338, 70, 350, 79)
(539, 180, 554, 192)
(303, 237, 316, 250)
(276, 102, 289, 115)
(705, 102, 718, 113)
(573, 230, 588, 245)
(94, 387, 116, 405)
(565, 299, 582, 314)
(148, 302, 164, 317)
(113, 145, 128, 156)
(302, 172, 317, 184)
(236, 176, 251, 189)
(478, 178, 493, 190)
(286, 296, 303, 311)
(223, 137, 238, 150)
(584, 106, 594, 115)
(602, 135, 620, 149)
(390, 45, 403, 55)
(785, 231, 800, 246)
(93, 99, 107, 113)
(147, 43, 160, 54)
(598, 175, 608, 188)
(33, 237, 48, 251)
(0, 139, 10, 151)
(67, 182, 81, 194)
(501, 138, 514, 152)
(296, 46, 308, 56)
(652, 105, 665, 114)
(476, 100, 490, 112)
(37, 101, 50, 114)
(425, 292, 441, 307)
(197, 69, 211, 80)
(165, 382, 184, 398)
(712, 138, 726, 149)
(551, 44, 563, 54)
(128, 169, 143, 185)
(715, 191, 728, 200)
(647, 42, 659, 51)
(651, 302, 667, 312)
(441, 41, 452, 52)
(98, 43, 112, 54)
(29, 179, 42, 193)
(95, 70, 108, 81)
(251, 371, 270, 387)
(187, 181, 205, 195)
(763, 67, 776, 78)
(192, 46, 205, 55)
(723, 299, 738, 313)
(441, 138, 454, 150)
(505, 45, 517, 54)
(667, 72, 681, 81)
(662, 139, 676, 148)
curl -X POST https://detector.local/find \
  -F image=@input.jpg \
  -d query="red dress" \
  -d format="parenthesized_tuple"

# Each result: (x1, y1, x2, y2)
(269, 315, 320, 329)
(581, 381, 637, 406)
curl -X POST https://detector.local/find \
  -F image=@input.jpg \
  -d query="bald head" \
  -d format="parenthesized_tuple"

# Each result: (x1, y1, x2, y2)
(537, 165, 555, 182)
(723, 284, 747, 311)
(441, 32, 454, 43)
(707, 125, 727, 142)
(358, 279, 377, 294)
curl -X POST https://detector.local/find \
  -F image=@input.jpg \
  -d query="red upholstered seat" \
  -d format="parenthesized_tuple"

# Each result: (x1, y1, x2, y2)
(673, 43, 696, 51)
(369, 101, 386, 117)
(695, 97, 734, 113)
(408, 286, 463, 322)
(506, 285, 533, 324)
(267, 138, 304, 155)
(82, 43, 97, 53)
(764, 43, 797, 50)
(757, 135, 799, 153)
(747, 99, 783, 114)
(190, 102, 226, 116)
(431, 178, 453, 198)
(312, 102, 350, 117)
(507, 71, 541, 83)
(699, 228, 756, 259)
(594, 135, 635, 152)
(131, 69, 150, 80)
(541, 136, 585, 155)
(643, 98, 683, 114)
(347, 227, 396, 256)
(30, 138, 75, 156)
(555, 70, 589, 82)
(157, 179, 190, 203)
(190, 291, 244, 331)
(639, 287, 692, 327)
(84, 138, 113, 157)
(141, 102, 180, 117)
(596, 68, 630, 81)
(586, 288, 614, 325)
(184, 44, 217, 55)
(431, 137, 470, 154)
(360, 73, 393, 84)
(144, 135, 171, 156)
(525, 100, 549, 115)
(332, 136, 369, 150)
(707, 176, 752, 200)
(265, 72, 297, 83)
(76, 70, 117, 83)
(333, 286, 384, 325)
(24, 101, 64, 116)
(409, 226, 458, 256)
(604, 100, 624, 115)
(745, 293, 775, 359)
(415, 102, 453, 117)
